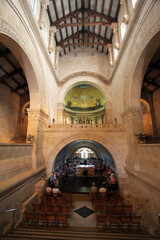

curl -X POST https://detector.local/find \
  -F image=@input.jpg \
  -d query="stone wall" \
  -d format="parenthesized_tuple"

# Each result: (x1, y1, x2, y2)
(137, 144, 160, 179)
(59, 48, 110, 81)
(0, 84, 20, 142)
(0, 143, 33, 182)
(0, 167, 45, 235)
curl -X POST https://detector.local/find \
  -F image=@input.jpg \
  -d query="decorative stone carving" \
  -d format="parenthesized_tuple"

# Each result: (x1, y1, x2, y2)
(27, 109, 48, 123)
(107, 44, 114, 66)
(111, 22, 120, 49)
(38, 0, 50, 30)
(121, 106, 143, 123)
(59, 71, 110, 86)
(48, 26, 57, 53)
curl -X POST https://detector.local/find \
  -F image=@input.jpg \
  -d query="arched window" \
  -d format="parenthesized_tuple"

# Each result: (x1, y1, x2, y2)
(132, 0, 138, 9)
(121, 22, 127, 40)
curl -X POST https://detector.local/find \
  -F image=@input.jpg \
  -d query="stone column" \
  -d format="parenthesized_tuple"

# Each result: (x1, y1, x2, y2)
(48, 26, 57, 54)
(105, 102, 113, 124)
(120, 0, 130, 23)
(27, 109, 48, 169)
(57, 103, 64, 124)
(38, 0, 50, 30)
(111, 22, 120, 50)
(107, 44, 114, 66)
(121, 106, 143, 170)
(55, 46, 61, 69)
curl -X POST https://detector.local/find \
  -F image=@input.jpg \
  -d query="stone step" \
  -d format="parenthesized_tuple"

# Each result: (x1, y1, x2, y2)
(1, 227, 158, 240)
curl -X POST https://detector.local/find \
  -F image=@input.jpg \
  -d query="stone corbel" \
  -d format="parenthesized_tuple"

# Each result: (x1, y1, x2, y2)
(55, 46, 61, 70)
(38, 0, 50, 30)
(48, 26, 57, 53)
(111, 22, 120, 50)
(107, 44, 114, 67)
(120, 0, 130, 24)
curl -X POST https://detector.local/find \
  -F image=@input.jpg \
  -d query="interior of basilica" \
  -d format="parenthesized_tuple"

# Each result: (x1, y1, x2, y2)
(0, 0, 160, 239)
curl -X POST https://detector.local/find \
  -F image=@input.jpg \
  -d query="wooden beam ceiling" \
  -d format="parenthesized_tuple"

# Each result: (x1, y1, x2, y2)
(48, 0, 120, 54)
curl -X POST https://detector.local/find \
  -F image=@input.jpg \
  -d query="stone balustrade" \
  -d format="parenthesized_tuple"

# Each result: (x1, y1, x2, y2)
(45, 123, 125, 130)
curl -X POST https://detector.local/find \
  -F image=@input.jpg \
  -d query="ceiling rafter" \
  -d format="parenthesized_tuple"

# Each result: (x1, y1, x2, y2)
(0, 69, 23, 82)
(48, 0, 120, 54)
(57, 30, 110, 47)
(52, 9, 115, 26)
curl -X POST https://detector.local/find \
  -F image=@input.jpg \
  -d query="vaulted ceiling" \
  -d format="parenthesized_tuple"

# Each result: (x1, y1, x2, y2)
(47, 0, 120, 55)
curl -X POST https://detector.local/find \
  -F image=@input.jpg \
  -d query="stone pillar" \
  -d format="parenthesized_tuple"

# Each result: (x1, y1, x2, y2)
(107, 44, 114, 66)
(55, 46, 61, 70)
(105, 102, 113, 124)
(120, 0, 130, 23)
(57, 103, 64, 124)
(48, 26, 57, 53)
(38, 0, 50, 30)
(111, 22, 120, 50)
(121, 106, 143, 170)
(27, 109, 48, 169)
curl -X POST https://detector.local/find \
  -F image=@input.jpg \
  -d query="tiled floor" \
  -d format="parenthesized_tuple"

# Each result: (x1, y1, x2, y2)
(68, 200, 97, 228)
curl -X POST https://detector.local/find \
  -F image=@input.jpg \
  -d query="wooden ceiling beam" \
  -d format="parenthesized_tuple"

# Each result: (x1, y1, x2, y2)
(12, 82, 28, 92)
(58, 30, 110, 45)
(0, 69, 23, 82)
(0, 49, 11, 57)
(52, 8, 114, 26)
(59, 41, 107, 48)
(55, 21, 111, 29)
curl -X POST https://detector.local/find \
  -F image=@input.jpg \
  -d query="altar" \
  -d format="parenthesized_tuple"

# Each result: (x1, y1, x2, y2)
(76, 164, 95, 177)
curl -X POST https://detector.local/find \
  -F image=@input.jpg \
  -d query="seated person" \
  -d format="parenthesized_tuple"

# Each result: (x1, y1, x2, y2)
(45, 186, 52, 197)
(99, 182, 107, 195)
(52, 187, 61, 196)
(48, 174, 55, 189)
(109, 173, 117, 191)
(90, 182, 97, 196)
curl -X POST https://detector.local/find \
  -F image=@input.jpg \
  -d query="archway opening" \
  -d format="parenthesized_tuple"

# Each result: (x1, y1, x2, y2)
(141, 46, 160, 142)
(0, 42, 30, 142)
(49, 140, 118, 193)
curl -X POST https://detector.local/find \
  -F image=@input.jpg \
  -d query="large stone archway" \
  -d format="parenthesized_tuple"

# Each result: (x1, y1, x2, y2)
(45, 132, 127, 180)
(0, 19, 42, 109)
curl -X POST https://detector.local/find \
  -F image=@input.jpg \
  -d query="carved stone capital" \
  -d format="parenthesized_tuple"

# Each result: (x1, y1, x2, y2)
(55, 46, 61, 52)
(121, 106, 143, 123)
(111, 22, 118, 31)
(57, 103, 64, 110)
(27, 109, 48, 123)
(50, 26, 57, 34)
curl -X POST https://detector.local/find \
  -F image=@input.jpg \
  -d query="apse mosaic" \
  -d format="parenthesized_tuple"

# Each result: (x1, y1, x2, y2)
(64, 84, 105, 112)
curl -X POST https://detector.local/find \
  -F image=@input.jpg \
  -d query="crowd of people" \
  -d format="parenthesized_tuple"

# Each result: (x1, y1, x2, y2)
(44, 160, 118, 196)
(90, 172, 118, 196)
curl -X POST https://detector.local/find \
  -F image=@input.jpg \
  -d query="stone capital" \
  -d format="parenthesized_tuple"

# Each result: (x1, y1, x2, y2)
(41, 0, 50, 9)
(57, 103, 64, 110)
(121, 106, 143, 123)
(111, 22, 118, 31)
(107, 43, 113, 49)
(27, 108, 48, 123)
(55, 46, 61, 52)
(49, 26, 57, 34)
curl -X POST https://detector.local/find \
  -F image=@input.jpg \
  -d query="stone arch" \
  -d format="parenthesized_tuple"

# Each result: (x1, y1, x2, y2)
(123, 25, 160, 109)
(58, 75, 111, 103)
(46, 133, 127, 179)
(0, 19, 41, 109)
